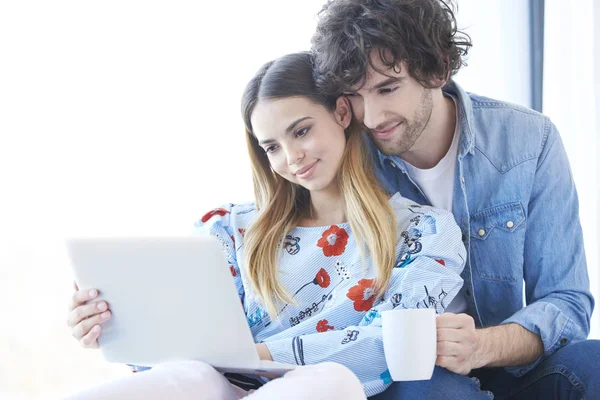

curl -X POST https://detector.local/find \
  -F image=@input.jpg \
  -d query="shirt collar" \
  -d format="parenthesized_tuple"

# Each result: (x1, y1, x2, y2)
(443, 80, 475, 157)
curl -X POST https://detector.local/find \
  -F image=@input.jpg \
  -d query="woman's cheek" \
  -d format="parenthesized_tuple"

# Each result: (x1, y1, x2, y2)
(271, 158, 290, 177)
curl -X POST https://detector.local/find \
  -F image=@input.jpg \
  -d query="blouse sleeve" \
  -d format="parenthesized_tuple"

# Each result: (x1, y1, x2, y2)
(192, 205, 246, 305)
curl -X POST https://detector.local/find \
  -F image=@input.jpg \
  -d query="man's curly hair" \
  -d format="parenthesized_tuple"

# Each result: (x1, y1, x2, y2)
(311, 0, 472, 96)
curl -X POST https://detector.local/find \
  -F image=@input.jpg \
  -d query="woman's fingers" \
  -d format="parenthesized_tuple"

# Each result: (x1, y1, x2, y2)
(72, 308, 111, 341)
(69, 288, 98, 312)
(80, 324, 102, 348)
(67, 299, 109, 328)
(67, 284, 110, 349)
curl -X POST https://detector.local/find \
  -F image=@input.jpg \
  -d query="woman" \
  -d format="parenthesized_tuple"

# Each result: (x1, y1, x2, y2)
(66, 52, 466, 399)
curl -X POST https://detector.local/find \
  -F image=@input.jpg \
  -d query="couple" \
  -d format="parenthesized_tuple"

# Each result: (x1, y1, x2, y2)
(66, 0, 598, 399)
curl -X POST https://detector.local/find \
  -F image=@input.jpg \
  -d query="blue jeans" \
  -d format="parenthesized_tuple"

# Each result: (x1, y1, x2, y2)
(369, 340, 600, 400)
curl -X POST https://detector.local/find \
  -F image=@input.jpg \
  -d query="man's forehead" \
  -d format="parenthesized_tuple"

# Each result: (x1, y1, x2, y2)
(345, 49, 406, 92)
(348, 65, 404, 93)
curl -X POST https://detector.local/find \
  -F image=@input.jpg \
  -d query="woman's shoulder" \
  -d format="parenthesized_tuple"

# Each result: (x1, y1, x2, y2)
(194, 202, 257, 230)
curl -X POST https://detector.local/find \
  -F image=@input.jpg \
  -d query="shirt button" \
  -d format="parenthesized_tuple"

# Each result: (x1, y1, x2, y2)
(461, 176, 465, 184)
(478, 228, 486, 237)
(560, 338, 568, 345)
(506, 221, 514, 229)
(387, 160, 396, 168)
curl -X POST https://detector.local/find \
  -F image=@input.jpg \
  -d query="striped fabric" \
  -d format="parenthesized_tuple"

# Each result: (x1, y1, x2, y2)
(193, 192, 466, 396)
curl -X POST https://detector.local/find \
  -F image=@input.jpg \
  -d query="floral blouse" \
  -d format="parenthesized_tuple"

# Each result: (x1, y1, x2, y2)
(193, 193, 466, 396)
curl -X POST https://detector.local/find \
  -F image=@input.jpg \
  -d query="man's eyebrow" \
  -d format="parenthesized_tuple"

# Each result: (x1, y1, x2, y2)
(343, 77, 404, 95)
(372, 77, 403, 90)
(258, 116, 313, 145)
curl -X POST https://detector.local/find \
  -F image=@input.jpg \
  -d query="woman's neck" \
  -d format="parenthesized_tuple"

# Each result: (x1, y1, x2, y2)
(299, 185, 345, 227)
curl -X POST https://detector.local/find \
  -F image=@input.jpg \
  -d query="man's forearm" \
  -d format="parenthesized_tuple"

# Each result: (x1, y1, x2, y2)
(474, 323, 544, 368)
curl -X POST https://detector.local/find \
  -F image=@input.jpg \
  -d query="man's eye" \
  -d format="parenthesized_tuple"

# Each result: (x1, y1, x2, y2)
(379, 86, 399, 94)
(295, 127, 309, 137)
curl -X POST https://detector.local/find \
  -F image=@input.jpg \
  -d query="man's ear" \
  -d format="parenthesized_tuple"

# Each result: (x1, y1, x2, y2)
(334, 96, 352, 129)
(430, 76, 448, 89)
(430, 57, 452, 88)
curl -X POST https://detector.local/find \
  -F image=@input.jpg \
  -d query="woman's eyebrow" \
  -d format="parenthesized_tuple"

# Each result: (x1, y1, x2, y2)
(285, 116, 313, 133)
(258, 116, 314, 145)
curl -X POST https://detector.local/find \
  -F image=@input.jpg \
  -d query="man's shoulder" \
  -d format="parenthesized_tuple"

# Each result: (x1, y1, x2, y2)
(468, 92, 547, 126)
(462, 92, 554, 170)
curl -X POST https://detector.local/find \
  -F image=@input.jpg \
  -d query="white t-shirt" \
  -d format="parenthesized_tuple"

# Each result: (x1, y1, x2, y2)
(404, 115, 460, 212)
(403, 95, 468, 314)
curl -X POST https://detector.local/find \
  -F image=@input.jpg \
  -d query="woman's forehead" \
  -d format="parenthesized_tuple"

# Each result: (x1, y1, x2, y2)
(251, 97, 325, 136)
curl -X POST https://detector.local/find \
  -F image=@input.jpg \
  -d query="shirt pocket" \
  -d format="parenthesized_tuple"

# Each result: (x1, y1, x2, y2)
(469, 202, 526, 282)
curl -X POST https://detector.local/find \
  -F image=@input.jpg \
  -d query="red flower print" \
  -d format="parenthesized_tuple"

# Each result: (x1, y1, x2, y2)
(317, 225, 349, 257)
(313, 268, 331, 288)
(201, 208, 230, 223)
(346, 279, 376, 311)
(435, 259, 446, 266)
(238, 228, 246, 236)
(231, 235, 236, 250)
(230, 265, 237, 277)
(316, 319, 335, 332)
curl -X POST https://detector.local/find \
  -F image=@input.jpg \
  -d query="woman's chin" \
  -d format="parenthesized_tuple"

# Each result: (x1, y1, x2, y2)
(299, 179, 337, 194)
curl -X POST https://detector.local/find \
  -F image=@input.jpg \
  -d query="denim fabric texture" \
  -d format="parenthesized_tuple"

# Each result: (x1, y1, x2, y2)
(371, 80, 594, 376)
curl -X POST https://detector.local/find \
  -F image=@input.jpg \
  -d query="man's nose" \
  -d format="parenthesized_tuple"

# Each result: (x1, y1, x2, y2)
(362, 98, 383, 130)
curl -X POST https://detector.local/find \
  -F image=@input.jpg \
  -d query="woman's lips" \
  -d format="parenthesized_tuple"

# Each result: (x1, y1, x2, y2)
(295, 161, 318, 179)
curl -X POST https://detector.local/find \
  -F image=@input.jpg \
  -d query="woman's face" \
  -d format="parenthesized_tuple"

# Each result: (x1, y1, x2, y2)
(251, 96, 351, 194)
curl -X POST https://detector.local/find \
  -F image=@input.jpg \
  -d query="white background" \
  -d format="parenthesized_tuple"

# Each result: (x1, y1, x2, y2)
(0, 1, 597, 398)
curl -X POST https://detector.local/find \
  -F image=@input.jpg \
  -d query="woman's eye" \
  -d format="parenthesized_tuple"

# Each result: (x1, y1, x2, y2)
(295, 127, 309, 137)
(379, 86, 399, 95)
(265, 145, 278, 154)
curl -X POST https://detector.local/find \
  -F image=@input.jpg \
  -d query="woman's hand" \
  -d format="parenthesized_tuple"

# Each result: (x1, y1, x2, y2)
(256, 343, 273, 361)
(67, 282, 111, 348)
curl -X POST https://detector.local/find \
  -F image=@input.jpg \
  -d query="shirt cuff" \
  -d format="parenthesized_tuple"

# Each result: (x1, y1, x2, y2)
(500, 301, 584, 376)
(264, 337, 305, 366)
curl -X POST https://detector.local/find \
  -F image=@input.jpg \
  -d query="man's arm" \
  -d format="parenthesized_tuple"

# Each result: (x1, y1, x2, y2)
(436, 314, 542, 374)
(436, 315, 543, 375)
(475, 323, 543, 368)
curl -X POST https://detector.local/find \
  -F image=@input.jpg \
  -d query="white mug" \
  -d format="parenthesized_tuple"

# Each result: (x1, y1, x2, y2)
(381, 308, 437, 381)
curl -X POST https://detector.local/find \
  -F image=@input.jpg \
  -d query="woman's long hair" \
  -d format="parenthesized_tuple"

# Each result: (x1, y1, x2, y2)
(241, 52, 397, 317)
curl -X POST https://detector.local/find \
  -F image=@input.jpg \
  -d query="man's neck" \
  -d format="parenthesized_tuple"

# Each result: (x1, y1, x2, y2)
(400, 90, 457, 170)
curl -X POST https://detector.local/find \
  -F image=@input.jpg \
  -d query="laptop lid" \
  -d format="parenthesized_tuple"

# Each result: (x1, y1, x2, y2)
(66, 236, 262, 368)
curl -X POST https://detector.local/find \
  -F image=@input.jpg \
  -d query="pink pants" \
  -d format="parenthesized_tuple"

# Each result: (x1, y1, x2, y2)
(63, 361, 367, 400)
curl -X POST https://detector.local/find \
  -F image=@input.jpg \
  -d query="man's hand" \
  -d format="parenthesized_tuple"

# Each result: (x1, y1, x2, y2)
(436, 314, 544, 375)
(436, 313, 483, 375)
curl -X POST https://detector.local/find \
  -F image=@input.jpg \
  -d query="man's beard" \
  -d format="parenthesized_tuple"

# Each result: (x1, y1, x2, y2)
(368, 89, 433, 156)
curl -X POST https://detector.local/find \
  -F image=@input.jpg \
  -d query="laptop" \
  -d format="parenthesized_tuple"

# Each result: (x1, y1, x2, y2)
(66, 236, 296, 375)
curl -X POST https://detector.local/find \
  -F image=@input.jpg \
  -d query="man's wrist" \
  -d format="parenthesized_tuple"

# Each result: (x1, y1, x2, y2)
(472, 323, 544, 369)
(472, 328, 491, 369)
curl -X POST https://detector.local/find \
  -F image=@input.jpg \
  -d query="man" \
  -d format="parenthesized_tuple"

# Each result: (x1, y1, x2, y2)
(311, 0, 598, 398)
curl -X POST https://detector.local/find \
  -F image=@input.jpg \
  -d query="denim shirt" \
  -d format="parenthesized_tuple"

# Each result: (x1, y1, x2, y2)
(372, 80, 594, 376)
